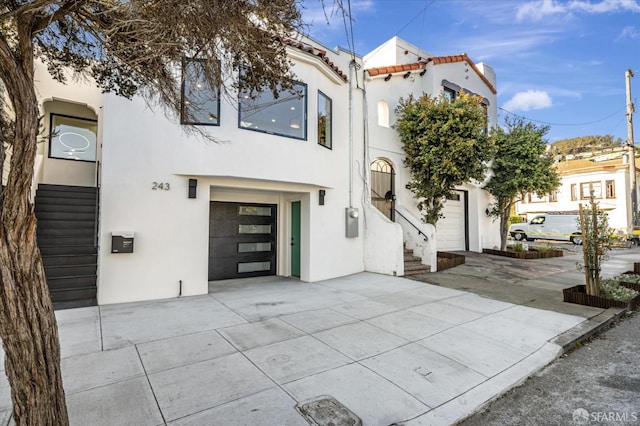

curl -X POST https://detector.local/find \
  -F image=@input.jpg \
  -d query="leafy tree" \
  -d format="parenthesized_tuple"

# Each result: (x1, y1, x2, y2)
(485, 117, 559, 250)
(0, 1, 302, 424)
(577, 196, 613, 297)
(395, 91, 494, 225)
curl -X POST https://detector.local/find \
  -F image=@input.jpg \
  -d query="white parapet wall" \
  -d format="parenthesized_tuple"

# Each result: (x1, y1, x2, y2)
(395, 204, 437, 272)
(363, 204, 404, 276)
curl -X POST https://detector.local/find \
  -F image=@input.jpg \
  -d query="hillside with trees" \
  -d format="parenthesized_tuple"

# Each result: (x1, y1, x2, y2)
(550, 135, 625, 160)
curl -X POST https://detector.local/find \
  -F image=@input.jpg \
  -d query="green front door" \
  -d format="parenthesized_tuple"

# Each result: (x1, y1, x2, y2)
(291, 201, 301, 277)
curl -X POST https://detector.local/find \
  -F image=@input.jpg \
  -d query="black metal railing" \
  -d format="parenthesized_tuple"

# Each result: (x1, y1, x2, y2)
(394, 208, 428, 242)
(94, 160, 100, 248)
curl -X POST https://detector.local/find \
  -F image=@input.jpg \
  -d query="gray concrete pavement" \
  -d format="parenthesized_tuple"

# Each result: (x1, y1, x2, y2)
(1, 247, 638, 425)
(458, 311, 640, 426)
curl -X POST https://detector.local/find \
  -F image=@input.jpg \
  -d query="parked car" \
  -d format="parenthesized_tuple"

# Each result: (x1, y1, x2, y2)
(509, 214, 582, 245)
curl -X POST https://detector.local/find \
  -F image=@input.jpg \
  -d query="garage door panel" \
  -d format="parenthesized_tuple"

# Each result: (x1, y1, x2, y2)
(209, 201, 277, 281)
(209, 238, 274, 258)
(437, 191, 466, 251)
(210, 221, 275, 238)
(208, 258, 276, 280)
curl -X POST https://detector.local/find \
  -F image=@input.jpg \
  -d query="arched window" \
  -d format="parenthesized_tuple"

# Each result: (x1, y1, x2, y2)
(377, 100, 389, 127)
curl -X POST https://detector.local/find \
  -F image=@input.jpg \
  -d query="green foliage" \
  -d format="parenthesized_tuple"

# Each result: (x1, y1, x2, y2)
(484, 116, 559, 250)
(616, 273, 640, 284)
(395, 91, 494, 225)
(600, 279, 639, 302)
(509, 215, 524, 226)
(512, 242, 525, 252)
(534, 243, 554, 253)
(551, 135, 624, 159)
(577, 196, 614, 296)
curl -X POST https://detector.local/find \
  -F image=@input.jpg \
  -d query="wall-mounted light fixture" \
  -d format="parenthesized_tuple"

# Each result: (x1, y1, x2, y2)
(485, 207, 491, 216)
(419, 69, 427, 76)
(188, 178, 197, 199)
(403, 72, 411, 79)
(405, 183, 411, 190)
(319, 189, 326, 206)
(384, 74, 392, 81)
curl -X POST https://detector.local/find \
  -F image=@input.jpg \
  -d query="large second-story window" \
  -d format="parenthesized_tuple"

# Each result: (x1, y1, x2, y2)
(239, 81, 307, 140)
(606, 180, 615, 198)
(318, 91, 332, 149)
(581, 181, 602, 199)
(181, 59, 220, 125)
(49, 114, 97, 162)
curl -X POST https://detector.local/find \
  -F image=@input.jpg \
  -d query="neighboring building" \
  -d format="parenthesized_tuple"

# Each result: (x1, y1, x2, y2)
(363, 37, 499, 259)
(16, 34, 500, 307)
(516, 155, 640, 234)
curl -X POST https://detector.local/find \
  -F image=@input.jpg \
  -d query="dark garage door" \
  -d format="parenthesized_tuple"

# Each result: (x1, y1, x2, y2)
(209, 202, 277, 280)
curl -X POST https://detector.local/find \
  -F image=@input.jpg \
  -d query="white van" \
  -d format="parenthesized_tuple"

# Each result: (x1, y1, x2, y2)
(509, 214, 582, 245)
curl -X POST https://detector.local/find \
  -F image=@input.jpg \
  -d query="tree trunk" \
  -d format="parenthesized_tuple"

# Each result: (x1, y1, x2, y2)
(0, 30, 69, 425)
(499, 200, 512, 251)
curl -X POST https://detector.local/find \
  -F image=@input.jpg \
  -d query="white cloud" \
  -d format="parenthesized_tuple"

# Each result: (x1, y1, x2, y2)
(516, 0, 640, 21)
(449, 29, 561, 61)
(516, 0, 566, 21)
(503, 90, 553, 111)
(616, 25, 640, 40)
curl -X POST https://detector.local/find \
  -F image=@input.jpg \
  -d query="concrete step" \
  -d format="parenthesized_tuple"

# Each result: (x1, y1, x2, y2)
(404, 254, 422, 262)
(404, 266, 431, 275)
(404, 262, 431, 273)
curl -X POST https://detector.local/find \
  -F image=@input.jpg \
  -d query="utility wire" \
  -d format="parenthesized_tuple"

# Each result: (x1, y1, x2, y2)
(393, 0, 438, 38)
(498, 104, 628, 127)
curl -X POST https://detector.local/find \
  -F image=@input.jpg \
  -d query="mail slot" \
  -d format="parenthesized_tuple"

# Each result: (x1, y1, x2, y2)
(111, 232, 134, 253)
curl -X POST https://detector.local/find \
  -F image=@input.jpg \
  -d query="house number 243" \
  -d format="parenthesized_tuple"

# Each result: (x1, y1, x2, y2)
(152, 182, 170, 190)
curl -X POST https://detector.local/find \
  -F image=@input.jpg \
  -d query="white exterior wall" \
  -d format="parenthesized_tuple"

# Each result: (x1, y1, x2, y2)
(363, 43, 499, 256)
(97, 41, 365, 304)
(34, 63, 103, 188)
(363, 37, 433, 69)
(29, 35, 502, 305)
(516, 168, 631, 233)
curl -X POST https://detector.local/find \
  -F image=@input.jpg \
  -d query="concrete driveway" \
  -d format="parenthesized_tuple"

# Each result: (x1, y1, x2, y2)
(0, 270, 604, 426)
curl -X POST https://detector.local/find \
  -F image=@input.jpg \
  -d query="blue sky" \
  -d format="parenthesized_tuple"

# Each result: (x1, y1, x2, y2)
(301, 0, 640, 143)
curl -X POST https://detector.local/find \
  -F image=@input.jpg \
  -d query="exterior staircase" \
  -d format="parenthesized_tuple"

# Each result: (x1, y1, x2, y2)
(35, 184, 98, 309)
(403, 244, 431, 276)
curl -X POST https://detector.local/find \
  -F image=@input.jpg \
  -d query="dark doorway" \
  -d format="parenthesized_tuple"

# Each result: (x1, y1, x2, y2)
(371, 159, 395, 221)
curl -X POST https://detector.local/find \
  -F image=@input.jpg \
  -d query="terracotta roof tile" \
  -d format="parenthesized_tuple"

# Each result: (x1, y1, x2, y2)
(280, 38, 349, 82)
(366, 53, 496, 94)
(366, 62, 426, 77)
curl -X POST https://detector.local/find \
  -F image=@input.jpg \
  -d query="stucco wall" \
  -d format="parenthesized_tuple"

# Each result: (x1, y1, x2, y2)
(363, 41, 499, 254)
(516, 168, 631, 232)
(96, 42, 366, 304)
(363, 204, 404, 276)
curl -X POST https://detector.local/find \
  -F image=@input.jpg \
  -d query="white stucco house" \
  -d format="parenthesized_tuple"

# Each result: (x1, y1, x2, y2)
(515, 154, 640, 235)
(18, 34, 500, 307)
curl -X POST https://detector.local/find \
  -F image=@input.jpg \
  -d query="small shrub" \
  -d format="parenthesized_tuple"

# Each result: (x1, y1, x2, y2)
(512, 242, 525, 252)
(600, 279, 639, 302)
(534, 244, 554, 253)
(616, 273, 640, 284)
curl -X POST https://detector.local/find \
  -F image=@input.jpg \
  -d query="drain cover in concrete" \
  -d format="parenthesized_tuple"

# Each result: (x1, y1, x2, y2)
(296, 396, 362, 426)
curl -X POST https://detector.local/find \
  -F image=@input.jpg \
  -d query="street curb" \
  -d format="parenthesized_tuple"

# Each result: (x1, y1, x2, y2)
(554, 307, 628, 352)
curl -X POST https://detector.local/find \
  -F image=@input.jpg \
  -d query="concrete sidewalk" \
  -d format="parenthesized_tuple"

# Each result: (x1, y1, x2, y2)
(0, 269, 616, 426)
